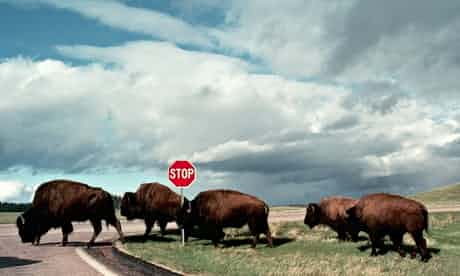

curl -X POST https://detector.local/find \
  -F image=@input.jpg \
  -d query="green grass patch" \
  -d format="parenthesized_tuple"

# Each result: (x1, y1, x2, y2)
(125, 212, 460, 276)
(0, 212, 21, 224)
(412, 183, 460, 206)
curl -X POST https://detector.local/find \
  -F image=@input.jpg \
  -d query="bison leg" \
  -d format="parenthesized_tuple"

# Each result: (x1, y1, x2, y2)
(251, 234, 259, 248)
(212, 228, 224, 248)
(111, 218, 124, 243)
(410, 230, 430, 262)
(33, 236, 41, 246)
(61, 222, 74, 246)
(249, 218, 273, 248)
(390, 232, 405, 257)
(88, 220, 102, 247)
(348, 230, 359, 242)
(158, 220, 167, 236)
(265, 228, 273, 247)
(337, 229, 348, 241)
(144, 218, 155, 239)
(369, 232, 382, 256)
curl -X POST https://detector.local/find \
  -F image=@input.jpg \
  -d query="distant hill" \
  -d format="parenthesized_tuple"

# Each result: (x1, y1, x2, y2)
(412, 183, 460, 206)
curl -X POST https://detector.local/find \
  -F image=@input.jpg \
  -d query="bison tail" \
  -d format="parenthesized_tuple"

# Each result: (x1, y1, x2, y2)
(422, 208, 429, 234)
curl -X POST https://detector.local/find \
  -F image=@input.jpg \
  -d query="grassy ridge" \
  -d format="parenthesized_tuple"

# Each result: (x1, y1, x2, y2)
(125, 212, 460, 276)
(412, 183, 460, 205)
(0, 212, 21, 224)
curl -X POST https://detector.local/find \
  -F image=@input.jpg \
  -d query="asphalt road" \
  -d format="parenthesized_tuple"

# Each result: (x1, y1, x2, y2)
(0, 220, 149, 276)
(1, 206, 459, 276)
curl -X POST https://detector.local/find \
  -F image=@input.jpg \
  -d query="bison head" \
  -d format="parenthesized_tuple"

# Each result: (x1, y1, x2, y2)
(304, 203, 321, 228)
(176, 197, 193, 229)
(345, 206, 360, 224)
(120, 192, 142, 220)
(16, 208, 46, 243)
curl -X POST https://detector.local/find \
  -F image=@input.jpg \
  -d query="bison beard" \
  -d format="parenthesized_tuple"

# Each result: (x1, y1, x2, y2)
(180, 189, 273, 248)
(120, 183, 185, 239)
(346, 193, 430, 262)
(304, 196, 359, 241)
(16, 180, 124, 247)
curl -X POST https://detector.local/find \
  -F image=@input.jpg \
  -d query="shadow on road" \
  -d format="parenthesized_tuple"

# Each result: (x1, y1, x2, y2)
(38, 241, 113, 247)
(0, 256, 41, 269)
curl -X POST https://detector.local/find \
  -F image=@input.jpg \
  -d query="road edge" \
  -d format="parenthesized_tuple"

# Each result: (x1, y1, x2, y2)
(76, 247, 119, 276)
(113, 241, 186, 276)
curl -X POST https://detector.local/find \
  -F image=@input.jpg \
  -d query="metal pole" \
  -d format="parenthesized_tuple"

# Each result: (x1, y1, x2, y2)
(181, 188, 185, 246)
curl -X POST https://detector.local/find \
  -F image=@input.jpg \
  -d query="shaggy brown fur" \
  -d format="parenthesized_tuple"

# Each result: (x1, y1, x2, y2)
(305, 196, 359, 241)
(17, 179, 124, 246)
(347, 193, 430, 261)
(179, 189, 273, 248)
(121, 183, 184, 238)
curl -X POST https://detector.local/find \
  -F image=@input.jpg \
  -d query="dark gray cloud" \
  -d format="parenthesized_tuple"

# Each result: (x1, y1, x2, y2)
(324, 115, 360, 131)
(342, 81, 407, 115)
(328, 0, 460, 74)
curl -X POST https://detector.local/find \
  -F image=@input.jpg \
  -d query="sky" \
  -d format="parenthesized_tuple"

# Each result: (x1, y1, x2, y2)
(1, 0, 460, 204)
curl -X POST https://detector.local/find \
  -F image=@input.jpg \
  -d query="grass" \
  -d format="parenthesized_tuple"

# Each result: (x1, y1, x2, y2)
(124, 212, 460, 276)
(0, 212, 21, 224)
(412, 183, 460, 206)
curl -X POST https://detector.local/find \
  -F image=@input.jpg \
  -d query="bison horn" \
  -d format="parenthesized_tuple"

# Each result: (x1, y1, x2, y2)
(19, 215, 25, 225)
(187, 201, 192, 214)
(180, 197, 184, 208)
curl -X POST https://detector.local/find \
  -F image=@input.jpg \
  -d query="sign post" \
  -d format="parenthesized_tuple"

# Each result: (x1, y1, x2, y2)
(168, 160, 196, 246)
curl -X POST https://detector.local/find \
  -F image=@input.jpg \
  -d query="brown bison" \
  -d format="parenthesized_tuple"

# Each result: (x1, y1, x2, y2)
(178, 189, 273, 248)
(346, 193, 430, 261)
(304, 196, 359, 241)
(16, 180, 124, 246)
(120, 182, 185, 238)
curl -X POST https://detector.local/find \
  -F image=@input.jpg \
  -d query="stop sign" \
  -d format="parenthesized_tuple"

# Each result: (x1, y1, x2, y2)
(168, 160, 196, 188)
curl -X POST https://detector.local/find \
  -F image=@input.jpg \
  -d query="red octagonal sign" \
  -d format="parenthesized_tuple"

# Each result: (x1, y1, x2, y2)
(168, 160, 196, 188)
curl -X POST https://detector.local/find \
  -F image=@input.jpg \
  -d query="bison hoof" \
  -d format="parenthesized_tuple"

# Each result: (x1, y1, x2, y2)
(410, 252, 417, 259)
(399, 251, 406, 258)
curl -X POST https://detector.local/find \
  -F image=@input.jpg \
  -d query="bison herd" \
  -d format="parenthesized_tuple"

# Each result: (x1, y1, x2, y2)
(16, 179, 431, 262)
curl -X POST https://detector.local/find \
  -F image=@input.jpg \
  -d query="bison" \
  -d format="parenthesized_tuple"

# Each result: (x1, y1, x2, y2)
(304, 196, 359, 241)
(178, 189, 273, 248)
(346, 193, 430, 261)
(16, 179, 124, 246)
(120, 182, 185, 238)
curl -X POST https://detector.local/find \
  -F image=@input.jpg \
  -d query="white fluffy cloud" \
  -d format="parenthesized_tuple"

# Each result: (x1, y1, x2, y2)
(0, 181, 34, 202)
(1, 41, 459, 203)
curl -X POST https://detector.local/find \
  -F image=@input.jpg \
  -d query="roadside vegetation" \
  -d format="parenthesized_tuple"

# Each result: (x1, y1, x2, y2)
(0, 212, 21, 224)
(125, 212, 460, 276)
(412, 183, 460, 206)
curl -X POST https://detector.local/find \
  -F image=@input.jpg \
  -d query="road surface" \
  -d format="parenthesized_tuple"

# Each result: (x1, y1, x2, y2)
(1, 206, 459, 275)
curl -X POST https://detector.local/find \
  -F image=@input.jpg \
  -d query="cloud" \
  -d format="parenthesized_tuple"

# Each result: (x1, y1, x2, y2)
(1, 0, 215, 48)
(0, 180, 34, 202)
(2, 40, 460, 203)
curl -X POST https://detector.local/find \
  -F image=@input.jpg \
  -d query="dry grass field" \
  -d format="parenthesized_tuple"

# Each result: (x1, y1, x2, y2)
(123, 184, 460, 276)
